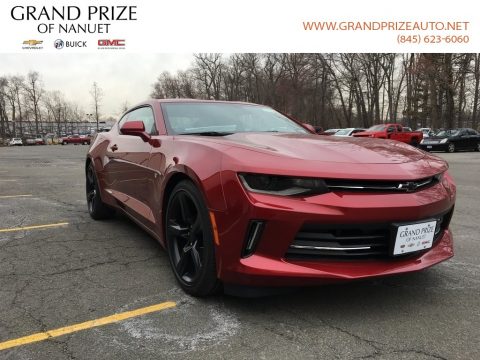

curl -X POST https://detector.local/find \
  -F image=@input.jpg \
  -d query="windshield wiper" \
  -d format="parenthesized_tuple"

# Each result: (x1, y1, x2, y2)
(178, 131, 234, 136)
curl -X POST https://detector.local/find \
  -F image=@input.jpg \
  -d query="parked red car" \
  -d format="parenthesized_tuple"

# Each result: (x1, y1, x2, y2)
(61, 134, 91, 145)
(86, 100, 455, 296)
(354, 123, 423, 146)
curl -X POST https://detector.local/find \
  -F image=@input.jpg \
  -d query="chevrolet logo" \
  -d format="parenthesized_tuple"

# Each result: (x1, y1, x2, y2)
(23, 40, 43, 46)
(397, 182, 418, 192)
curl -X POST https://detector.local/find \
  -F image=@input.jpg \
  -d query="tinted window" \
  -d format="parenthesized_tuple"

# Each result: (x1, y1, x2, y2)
(162, 103, 307, 135)
(437, 130, 460, 137)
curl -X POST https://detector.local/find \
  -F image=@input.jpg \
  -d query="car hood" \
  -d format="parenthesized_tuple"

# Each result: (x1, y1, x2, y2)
(211, 132, 426, 164)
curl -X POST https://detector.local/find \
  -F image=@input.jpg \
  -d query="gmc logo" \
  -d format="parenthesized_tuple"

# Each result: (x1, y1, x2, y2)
(98, 39, 125, 46)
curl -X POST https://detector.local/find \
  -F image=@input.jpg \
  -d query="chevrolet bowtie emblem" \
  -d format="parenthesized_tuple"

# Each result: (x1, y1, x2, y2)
(397, 182, 417, 192)
(23, 40, 43, 46)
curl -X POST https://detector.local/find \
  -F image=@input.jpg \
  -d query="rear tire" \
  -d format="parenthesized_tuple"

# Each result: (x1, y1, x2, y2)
(86, 162, 115, 220)
(447, 142, 455, 153)
(165, 180, 220, 297)
(476, 143, 480, 152)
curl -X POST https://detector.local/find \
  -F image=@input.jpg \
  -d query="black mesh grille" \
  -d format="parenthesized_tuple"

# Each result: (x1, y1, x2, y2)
(286, 208, 453, 260)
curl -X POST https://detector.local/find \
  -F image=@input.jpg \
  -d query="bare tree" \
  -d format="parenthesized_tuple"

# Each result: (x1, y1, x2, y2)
(24, 71, 44, 134)
(472, 54, 480, 129)
(150, 53, 480, 131)
(193, 53, 224, 100)
(90, 82, 103, 131)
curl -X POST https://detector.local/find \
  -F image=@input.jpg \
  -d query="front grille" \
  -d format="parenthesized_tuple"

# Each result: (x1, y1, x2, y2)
(324, 176, 439, 193)
(286, 208, 453, 260)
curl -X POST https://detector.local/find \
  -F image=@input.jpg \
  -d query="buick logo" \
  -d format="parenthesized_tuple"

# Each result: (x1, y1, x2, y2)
(54, 39, 64, 49)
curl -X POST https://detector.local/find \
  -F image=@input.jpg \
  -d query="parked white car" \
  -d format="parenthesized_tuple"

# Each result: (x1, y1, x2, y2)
(8, 138, 23, 146)
(416, 127, 435, 138)
(334, 128, 367, 137)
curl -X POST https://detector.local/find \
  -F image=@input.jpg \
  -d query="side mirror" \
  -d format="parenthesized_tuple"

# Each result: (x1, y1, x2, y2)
(302, 123, 316, 133)
(120, 120, 150, 142)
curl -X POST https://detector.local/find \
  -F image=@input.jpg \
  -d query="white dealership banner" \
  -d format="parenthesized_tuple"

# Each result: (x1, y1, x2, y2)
(0, 0, 478, 53)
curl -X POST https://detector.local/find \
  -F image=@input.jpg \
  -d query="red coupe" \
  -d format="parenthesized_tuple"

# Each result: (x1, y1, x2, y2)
(86, 100, 455, 296)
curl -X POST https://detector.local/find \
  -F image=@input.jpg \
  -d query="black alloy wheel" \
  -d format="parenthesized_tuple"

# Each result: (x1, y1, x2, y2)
(86, 163, 115, 220)
(447, 142, 455, 153)
(476, 142, 480, 152)
(166, 180, 219, 296)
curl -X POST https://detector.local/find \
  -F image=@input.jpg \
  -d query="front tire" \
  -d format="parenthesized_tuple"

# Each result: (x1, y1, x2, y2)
(86, 162, 115, 220)
(447, 142, 455, 153)
(165, 180, 220, 296)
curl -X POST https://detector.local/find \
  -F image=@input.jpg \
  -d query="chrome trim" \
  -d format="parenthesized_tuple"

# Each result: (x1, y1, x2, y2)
(327, 177, 434, 192)
(289, 244, 371, 251)
(246, 222, 262, 251)
(327, 185, 400, 191)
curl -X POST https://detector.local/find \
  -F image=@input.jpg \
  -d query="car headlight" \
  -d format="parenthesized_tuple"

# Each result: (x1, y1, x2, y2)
(238, 173, 329, 196)
(440, 138, 448, 144)
(420, 139, 425, 144)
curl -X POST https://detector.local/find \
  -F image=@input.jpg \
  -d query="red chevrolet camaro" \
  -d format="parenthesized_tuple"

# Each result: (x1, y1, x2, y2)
(86, 99, 455, 296)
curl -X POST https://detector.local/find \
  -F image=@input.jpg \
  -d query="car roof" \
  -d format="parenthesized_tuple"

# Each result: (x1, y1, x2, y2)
(153, 98, 261, 105)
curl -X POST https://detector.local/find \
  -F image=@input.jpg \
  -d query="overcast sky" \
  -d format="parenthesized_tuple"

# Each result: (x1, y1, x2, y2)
(0, 53, 193, 118)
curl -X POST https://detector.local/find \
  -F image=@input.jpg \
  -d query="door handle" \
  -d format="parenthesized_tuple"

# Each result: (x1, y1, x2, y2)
(110, 144, 118, 152)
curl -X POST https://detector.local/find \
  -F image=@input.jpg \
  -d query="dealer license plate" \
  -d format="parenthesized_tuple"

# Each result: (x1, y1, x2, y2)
(427, 145, 432, 149)
(393, 220, 437, 255)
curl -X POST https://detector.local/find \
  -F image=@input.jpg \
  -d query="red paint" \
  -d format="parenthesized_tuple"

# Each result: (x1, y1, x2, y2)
(354, 123, 423, 146)
(87, 100, 455, 288)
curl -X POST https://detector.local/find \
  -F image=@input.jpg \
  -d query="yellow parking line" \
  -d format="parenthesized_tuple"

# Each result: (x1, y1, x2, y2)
(0, 222, 69, 233)
(0, 301, 176, 351)
(0, 194, 32, 199)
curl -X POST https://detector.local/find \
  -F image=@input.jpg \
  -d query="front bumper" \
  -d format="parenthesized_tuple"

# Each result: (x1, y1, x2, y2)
(419, 143, 448, 152)
(214, 171, 455, 287)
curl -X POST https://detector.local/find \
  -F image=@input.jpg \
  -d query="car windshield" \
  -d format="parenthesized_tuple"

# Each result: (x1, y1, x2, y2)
(367, 125, 386, 131)
(436, 130, 459, 137)
(162, 103, 308, 135)
(335, 129, 351, 135)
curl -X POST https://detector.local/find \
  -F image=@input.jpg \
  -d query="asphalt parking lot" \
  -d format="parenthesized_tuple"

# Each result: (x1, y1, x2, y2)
(0, 145, 479, 360)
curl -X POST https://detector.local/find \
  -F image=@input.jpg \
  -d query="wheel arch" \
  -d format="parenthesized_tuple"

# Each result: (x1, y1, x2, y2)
(159, 166, 225, 244)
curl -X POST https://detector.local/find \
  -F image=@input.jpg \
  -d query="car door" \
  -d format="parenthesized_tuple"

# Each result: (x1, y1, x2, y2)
(387, 125, 399, 140)
(104, 106, 158, 226)
(456, 130, 469, 150)
(467, 129, 479, 150)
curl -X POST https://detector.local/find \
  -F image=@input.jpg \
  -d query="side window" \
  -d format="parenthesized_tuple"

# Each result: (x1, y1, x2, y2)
(397, 125, 402, 132)
(387, 126, 395, 133)
(467, 129, 477, 135)
(118, 113, 130, 130)
(125, 107, 157, 135)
